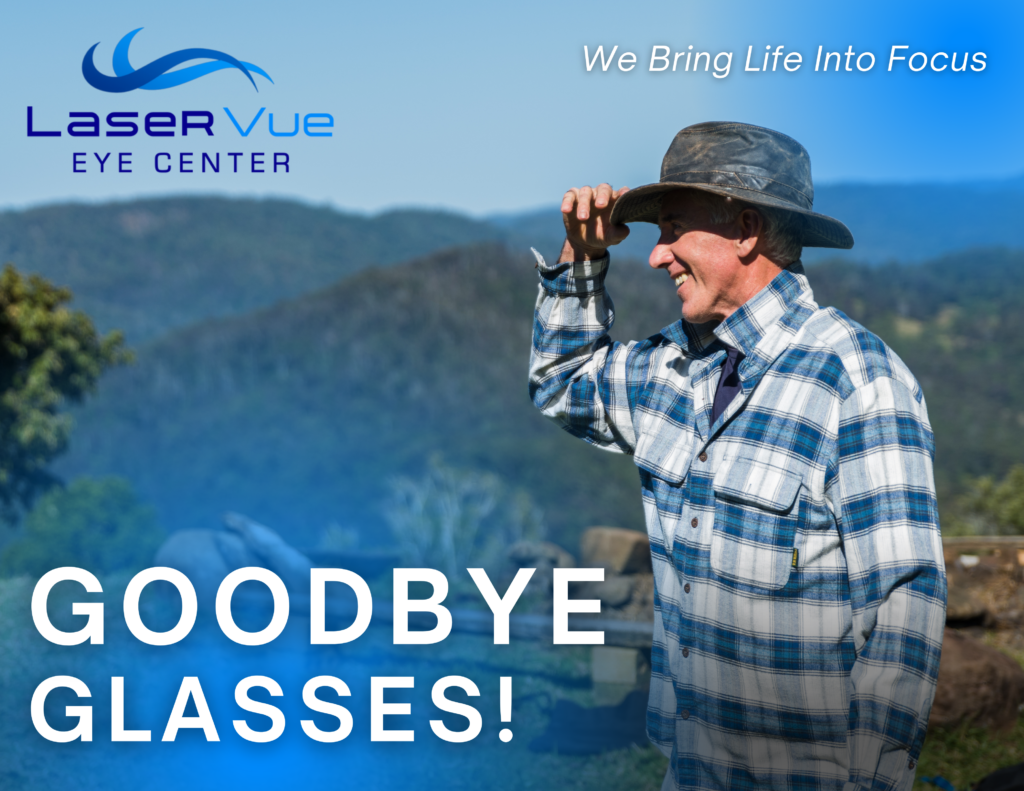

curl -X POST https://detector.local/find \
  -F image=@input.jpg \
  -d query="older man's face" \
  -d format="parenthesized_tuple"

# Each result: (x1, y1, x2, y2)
(649, 190, 748, 325)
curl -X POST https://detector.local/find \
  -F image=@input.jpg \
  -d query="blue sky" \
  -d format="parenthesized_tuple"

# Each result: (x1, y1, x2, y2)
(1, 0, 1020, 215)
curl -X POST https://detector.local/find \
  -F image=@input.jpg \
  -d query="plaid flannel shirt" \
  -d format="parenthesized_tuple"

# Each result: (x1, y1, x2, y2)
(528, 251, 946, 791)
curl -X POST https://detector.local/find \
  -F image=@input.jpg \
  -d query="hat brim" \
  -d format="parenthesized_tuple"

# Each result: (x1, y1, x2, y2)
(609, 182, 854, 250)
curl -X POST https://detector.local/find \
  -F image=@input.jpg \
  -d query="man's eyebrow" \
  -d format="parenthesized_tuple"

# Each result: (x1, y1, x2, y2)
(659, 212, 698, 225)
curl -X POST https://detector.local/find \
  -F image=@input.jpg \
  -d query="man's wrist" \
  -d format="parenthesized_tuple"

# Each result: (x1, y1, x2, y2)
(533, 244, 609, 294)
(556, 238, 608, 264)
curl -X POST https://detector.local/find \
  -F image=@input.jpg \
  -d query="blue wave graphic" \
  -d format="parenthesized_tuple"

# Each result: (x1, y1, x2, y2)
(82, 28, 273, 92)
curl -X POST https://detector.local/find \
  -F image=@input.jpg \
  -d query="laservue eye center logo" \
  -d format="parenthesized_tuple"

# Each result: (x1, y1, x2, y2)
(27, 28, 332, 175)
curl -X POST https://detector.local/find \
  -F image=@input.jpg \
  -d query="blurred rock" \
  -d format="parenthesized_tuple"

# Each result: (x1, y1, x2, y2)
(578, 575, 635, 609)
(153, 514, 312, 598)
(617, 573, 655, 621)
(506, 540, 575, 610)
(946, 585, 989, 623)
(592, 646, 642, 685)
(154, 529, 255, 598)
(994, 610, 1024, 630)
(223, 512, 312, 591)
(507, 540, 575, 571)
(580, 527, 651, 574)
(974, 761, 1024, 791)
(930, 628, 1024, 731)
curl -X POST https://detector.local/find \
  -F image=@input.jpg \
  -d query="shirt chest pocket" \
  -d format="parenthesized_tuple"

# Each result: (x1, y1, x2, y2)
(710, 456, 803, 591)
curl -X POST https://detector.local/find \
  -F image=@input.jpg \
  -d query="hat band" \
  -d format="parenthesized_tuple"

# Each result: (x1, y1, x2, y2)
(659, 168, 813, 211)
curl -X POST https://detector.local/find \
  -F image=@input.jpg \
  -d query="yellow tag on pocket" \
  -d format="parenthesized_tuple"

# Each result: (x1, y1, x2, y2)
(792, 549, 799, 568)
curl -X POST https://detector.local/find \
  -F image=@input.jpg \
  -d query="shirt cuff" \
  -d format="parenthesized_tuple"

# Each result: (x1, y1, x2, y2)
(531, 247, 609, 296)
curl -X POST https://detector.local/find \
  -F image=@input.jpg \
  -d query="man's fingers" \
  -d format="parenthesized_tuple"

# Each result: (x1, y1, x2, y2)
(577, 185, 594, 220)
(562, 184, 629, 214)
(561, 184, 631, 250)
(561, 189, 578, 214)
(594, 183, 613, 209)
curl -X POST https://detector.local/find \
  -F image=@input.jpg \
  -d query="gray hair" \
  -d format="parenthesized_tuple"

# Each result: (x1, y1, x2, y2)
(684, 191, 804, 266)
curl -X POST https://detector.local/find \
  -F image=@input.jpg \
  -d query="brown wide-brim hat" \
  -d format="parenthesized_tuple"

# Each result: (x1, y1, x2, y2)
(609, 122, 854, 249)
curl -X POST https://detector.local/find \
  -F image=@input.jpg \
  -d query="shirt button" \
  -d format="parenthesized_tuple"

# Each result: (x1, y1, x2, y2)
(684, 583, 691, 594)
(682, 648, 689, 658)
(698, 451, 708, 462)
(691, 517, 698, 528)
(681, 709, 690, 720)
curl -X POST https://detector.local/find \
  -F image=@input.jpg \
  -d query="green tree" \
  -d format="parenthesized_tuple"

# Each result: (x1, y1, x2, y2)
(0, 264, 130, 522)
(957, 464, 1024, 535)
(1, 476, 164, 577)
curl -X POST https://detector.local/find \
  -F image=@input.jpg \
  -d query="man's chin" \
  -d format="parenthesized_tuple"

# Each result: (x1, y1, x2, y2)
(680, 303, 701, 323)
(681, 304, 719, 327)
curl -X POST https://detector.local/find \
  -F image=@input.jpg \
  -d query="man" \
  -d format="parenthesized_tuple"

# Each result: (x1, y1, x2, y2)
(528, 122, 946, 791)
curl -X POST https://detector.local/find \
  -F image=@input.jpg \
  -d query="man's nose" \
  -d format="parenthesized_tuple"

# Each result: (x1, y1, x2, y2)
(649, 242, 674, 270)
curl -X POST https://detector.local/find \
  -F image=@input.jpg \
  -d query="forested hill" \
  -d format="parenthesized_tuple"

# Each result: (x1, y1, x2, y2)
(3, 179, 1023, 343)
(54, 243, 1024, 549)
(56, 242, 664, 548)
(811, 247, 1024, 499)
(0, 197, 516, 341)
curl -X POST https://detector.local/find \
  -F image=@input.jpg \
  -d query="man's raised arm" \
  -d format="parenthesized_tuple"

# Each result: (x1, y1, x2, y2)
(528, 184, 645, 454)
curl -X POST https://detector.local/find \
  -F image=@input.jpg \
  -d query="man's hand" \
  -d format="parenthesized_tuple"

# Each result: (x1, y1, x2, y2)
(558, 183, 631, 263)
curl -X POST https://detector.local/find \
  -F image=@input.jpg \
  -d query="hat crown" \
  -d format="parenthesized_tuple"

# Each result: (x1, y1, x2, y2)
(607, 120, 853, 249)
(660, 122, 815, 210)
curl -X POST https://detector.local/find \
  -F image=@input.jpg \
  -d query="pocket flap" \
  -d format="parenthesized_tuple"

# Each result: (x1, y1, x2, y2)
(713, 456, 802, 514)
(633, 440, 693, 485)
(632, 417, 697, 485)
(710, 533, 795, 591)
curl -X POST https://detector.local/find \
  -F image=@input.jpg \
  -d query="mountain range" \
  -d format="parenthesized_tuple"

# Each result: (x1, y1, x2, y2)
(0, 198, 514, 342)
(0, 187, 1021, 549)
(4, 174, 1024, 344)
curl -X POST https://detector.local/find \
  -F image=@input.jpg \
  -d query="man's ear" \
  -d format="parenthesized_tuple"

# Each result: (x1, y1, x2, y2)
(735, 208, 764, 259)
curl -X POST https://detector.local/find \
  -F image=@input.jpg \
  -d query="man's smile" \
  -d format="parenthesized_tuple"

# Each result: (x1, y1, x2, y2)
(668, 263, 691, 291)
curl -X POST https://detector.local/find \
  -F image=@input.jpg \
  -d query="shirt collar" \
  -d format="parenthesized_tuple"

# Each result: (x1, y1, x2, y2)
(659, 262, 815, 368)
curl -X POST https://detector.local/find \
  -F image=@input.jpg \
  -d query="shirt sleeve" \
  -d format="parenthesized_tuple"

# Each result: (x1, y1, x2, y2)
(528, 248, 646, 455)
(830, 376, 947, 791)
